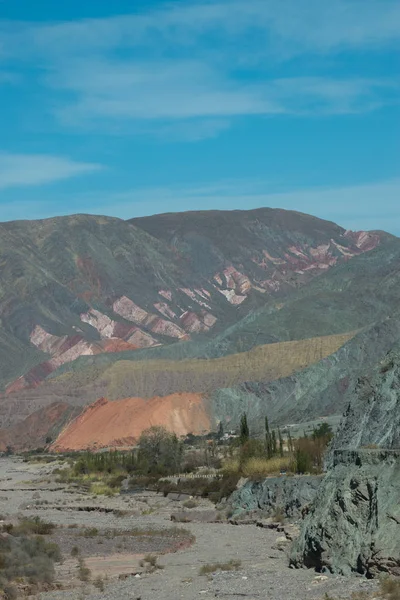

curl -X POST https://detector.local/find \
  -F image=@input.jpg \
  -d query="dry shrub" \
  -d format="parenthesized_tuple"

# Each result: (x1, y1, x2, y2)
(77, 558, 91, 582)
(199, 559, 241, 576)
(139, 554, 164, 573)
(222, 458, 240, 476)
(241, 456, 293, 478)
(94, 576, 105, 591)
(11, 517, 55, 536)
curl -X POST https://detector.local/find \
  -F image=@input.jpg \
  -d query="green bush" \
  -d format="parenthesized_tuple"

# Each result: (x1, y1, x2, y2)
(11, 516, 55, 536)
(0, 528, 62, 594)
(80, 527, 98, 538)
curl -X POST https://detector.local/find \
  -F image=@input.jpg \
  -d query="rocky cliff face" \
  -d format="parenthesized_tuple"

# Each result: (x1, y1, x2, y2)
(290, 450, 400, 577)
(327, 346, 400, 462)
(291, 348, 400, 577)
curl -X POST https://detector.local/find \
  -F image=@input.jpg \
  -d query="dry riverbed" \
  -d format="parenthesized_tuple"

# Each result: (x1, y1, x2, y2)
(0, 457, 379, 600)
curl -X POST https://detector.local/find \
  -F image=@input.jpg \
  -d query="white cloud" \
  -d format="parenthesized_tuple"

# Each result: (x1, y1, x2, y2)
(51, 58, 397, 125)
(1, 1, 399, 137)
(0, 153, 102, 190)
(4, 1, 400, 58)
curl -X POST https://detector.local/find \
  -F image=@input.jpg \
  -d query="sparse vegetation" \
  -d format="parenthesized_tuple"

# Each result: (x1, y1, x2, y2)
(139, 554, 164, 573)
(3, 516, 56, 536)
(323, 577, 400, 600)
(183, 499, 198, 509)
(241, 456, 293, 478)
(80, 527, 99, 538)
(157, 474, 240, 503)
(77, 557, 91, 582)
(199, 559, 242, 576)
(0, 519, 62, 596)
(94, 575, 105, 591)
(50, 332, 353, 402)
(220, 413, 333, 479)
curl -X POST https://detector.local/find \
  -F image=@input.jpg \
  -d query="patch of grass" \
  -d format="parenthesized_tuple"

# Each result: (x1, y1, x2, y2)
(241, 456, 293, 478)
(141, 508, 155, 515)
(199, 559, 242, 576)
(71, 545, 80, 557)
(90, 482, 115, 496)
(183, 499, 198, 509)
(222, 458, 241, 476)
(80, 527, 98, 538)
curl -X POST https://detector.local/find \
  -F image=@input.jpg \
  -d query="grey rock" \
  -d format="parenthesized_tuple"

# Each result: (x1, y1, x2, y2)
(290, 449, 400, 577)
(228, 475, 322, 519)
(326, 346, 400, 467)
(291, 345, 400, 577)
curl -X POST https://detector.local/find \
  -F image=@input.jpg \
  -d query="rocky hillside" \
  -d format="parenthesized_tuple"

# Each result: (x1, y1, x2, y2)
(0, 209, 387, 392)
(210, 314, 400, 430)
(0, 207, 399, 451)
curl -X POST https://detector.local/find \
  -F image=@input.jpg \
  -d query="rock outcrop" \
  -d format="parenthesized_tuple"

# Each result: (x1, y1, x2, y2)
(291, 347, 400, 577)
(327, 346, 400, 464)
(290, 449, 400, 577)
(228, 475, 322, 520)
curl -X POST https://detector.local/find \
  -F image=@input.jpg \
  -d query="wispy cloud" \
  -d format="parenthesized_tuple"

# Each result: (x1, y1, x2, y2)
(1, 1, 399, 138)
(4, 1, 400, 58)
(0, 153, 102, 190)
(51, 56, 397, 127)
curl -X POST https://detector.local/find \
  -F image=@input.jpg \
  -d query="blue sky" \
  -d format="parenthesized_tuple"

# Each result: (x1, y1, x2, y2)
(0, 0, 399, 233)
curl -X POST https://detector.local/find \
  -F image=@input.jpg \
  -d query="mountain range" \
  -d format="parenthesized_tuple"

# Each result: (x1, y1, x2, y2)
(0, 207, 399, 451)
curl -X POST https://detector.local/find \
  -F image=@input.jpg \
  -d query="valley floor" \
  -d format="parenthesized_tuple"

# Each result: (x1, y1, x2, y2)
(0, 457, 380, 600)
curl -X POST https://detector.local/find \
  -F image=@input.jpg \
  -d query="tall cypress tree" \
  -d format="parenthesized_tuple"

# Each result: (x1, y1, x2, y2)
(278, 428, 284, 457)
(271, 430, 277, 455)
(287, 430, 294, 454)
(265, 415, 272, 458)
(239, 413, 249, 445)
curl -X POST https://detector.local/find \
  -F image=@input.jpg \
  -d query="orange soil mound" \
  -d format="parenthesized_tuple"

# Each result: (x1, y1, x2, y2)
(51, 393, 210, 451)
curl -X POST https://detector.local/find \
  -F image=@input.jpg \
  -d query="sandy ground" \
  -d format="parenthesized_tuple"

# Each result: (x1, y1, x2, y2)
(0, 457, 379, 600)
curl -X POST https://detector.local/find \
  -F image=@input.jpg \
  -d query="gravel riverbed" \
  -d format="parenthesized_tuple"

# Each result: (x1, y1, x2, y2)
(0, 457, 379, 600)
